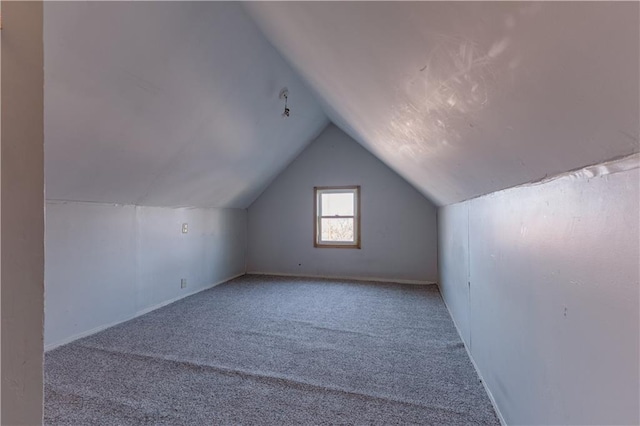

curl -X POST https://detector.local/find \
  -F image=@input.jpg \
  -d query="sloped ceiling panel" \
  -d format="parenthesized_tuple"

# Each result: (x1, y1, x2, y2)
(245, 2, 639, 206)
(45, 2, 328, 208)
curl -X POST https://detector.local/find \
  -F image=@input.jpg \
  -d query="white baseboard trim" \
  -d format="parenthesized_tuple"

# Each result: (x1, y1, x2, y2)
(44, 272, 245, 352)
(247, 271, 435, 286)
(437, 284, 507, 426)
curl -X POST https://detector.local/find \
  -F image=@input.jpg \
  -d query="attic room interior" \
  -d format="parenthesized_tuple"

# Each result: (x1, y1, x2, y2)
(1, 1, 639, 425)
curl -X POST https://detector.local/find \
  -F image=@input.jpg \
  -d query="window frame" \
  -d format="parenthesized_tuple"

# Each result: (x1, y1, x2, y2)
(313, 185, 361, 249)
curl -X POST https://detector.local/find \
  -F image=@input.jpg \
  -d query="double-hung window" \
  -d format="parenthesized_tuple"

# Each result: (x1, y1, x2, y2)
(314, 186, 361, 248)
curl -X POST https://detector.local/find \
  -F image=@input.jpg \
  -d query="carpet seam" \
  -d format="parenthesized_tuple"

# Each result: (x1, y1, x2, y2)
(73, 343, 471, 416)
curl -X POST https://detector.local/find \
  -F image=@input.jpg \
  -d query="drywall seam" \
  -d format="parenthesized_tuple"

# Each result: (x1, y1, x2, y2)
(46, 199, 205, 210)
(523, 152, 639, 186)
(247, 271, 435, 286)
(244, 208, 249, 275)
(437, 285, 507, 426)
(457, 152, 640, 205)
(44, 272, 245, 351)
(134, 205, 141, 322)
(0, 7, 3, 418)
(467, 204, 472, 351)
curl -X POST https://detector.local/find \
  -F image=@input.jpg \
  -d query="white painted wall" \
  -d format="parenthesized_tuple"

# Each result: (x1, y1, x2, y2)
(438, 157, 639, 425)
(45, 202, 247, 348)
(248, 124, 438, 283)
(1, 2, 45, 424)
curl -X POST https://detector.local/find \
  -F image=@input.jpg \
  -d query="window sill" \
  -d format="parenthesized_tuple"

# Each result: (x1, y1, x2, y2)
(314, 243, 361, 249)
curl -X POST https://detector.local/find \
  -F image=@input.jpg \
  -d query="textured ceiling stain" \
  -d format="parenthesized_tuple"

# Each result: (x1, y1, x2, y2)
(246, 2, 639, 205)
(388, 34, 505, 161)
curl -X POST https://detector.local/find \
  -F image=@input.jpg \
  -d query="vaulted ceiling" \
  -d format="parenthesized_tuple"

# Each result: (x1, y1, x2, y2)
(246, 1, 639, 205)
(45, 2, 639, 208)
(44, 2, 328, 208)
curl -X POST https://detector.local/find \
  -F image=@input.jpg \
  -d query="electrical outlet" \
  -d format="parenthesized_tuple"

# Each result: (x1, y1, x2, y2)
(182, 223, 188, 234)
(181, 278, 187, 289)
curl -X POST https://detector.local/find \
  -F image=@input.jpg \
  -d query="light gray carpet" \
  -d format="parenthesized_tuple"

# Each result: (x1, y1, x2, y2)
(45, 275, 499, 425)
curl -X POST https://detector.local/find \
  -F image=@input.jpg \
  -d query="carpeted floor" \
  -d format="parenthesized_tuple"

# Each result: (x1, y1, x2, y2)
(45, 274, 499, 425)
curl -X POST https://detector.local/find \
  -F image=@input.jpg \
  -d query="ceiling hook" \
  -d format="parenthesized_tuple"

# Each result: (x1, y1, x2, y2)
(280, 87, 290, 118)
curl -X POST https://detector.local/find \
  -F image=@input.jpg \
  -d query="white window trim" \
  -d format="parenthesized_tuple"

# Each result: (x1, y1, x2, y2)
(314, 186, 361, 249)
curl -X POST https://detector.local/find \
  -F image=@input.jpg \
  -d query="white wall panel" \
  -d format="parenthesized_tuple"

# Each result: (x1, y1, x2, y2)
(438, 159, 639, 425)
(45, 203, 137, 346)
(137, 207, 247, 310)
(437, 203, 470, 346)
(45, 202, 247, 348)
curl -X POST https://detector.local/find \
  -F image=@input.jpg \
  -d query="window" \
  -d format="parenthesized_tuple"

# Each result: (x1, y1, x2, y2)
(314, 186, 360, 248)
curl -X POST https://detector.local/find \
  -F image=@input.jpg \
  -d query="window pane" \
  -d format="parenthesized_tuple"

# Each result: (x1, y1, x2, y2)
(321, 192, 354, 216)
(321, 218, 354, 242)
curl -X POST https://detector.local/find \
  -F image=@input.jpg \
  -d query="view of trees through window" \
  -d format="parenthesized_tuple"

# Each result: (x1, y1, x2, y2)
(321, 218, 354, 242)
